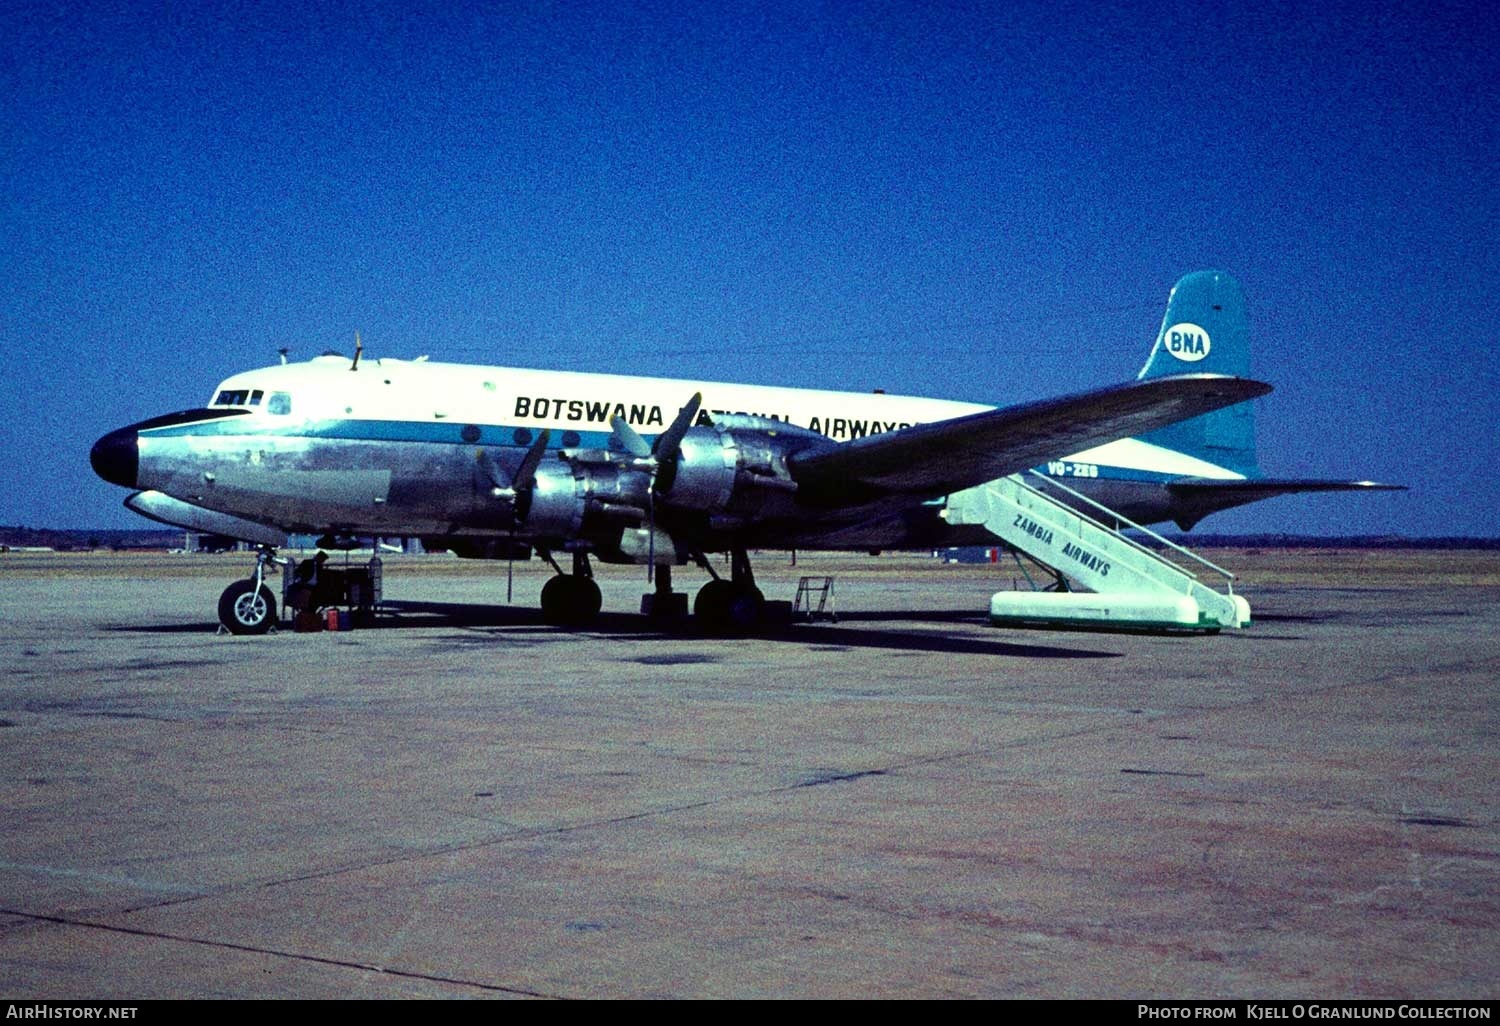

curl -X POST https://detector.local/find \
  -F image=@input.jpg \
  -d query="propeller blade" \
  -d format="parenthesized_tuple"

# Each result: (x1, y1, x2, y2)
(513, 429, 551, 492)
(476, 448, 511, 492)
(609, 416, 651, 458)
(652, 392, 702, 460)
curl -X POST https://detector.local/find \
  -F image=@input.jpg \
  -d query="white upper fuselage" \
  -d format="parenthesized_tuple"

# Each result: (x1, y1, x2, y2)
(210, 355, 983, 444)
(207, 355, 1244, 481)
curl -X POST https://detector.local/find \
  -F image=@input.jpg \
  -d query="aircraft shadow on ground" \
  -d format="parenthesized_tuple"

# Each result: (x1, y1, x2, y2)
(106, 601, 1119, 658)
(375, 600, 1118, 659)
(1246, 611, 1342, 624)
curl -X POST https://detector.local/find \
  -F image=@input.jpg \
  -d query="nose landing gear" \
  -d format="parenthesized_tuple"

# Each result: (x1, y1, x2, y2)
(217, 546, 285, 635)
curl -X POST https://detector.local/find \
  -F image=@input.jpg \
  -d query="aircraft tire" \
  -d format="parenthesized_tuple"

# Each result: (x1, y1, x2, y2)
(575, 576, 603, 622)
(218, 580, 277, 635)
(540, 575, 601, 626)
(540, 575, 572, 624)
(693, 579, 734, 625)
(725, 585, 765, 629)
(695, 580, 763, 629)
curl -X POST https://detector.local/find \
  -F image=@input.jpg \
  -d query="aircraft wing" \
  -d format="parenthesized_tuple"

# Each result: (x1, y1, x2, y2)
(1162, 478, 1408, 529)
(788, 373, 1272, 506)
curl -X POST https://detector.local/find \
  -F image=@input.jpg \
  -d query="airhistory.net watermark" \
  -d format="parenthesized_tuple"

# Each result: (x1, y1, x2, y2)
(5, 1008, 137, 1020)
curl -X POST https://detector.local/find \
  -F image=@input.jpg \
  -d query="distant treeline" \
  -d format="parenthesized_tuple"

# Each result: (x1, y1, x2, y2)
(0, 527, 184, 550)
(5, 526, 1498, 553)
(1153, 534, 1500, 550)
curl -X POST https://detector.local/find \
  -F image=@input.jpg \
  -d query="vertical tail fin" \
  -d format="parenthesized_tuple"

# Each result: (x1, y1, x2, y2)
(1135, 270, 1260, 477)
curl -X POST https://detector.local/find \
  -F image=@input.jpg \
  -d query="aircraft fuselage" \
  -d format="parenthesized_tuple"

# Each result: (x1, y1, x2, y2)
(91, 355, 1239, 554)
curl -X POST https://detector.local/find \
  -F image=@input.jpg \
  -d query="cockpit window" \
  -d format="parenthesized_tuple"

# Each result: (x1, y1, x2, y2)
(267, 392, 292, 415)
(213, 388, 271, 409)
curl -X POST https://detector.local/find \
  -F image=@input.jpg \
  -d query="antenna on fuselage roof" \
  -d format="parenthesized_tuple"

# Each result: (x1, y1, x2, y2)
(350, 332, 363, 372)
(277, 347, 289, 365)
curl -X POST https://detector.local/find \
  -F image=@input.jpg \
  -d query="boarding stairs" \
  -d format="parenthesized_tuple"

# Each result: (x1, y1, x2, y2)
(943, 472, 1250, 630)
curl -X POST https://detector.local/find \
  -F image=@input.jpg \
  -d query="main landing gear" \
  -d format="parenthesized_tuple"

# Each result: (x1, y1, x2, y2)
(691, 548, 765, 630)
(217, 546, 284, 635)
(640, 564, 689, 619)
(538, 546, 769, 630)
(539, 550, 603, 626)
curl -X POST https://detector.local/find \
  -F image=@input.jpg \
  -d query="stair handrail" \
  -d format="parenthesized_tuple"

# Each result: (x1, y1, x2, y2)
(1015, 471, 1238, 593)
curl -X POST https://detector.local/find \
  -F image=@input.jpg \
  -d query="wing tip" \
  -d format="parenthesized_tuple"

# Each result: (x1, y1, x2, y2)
(1148, 372, 1273, 402)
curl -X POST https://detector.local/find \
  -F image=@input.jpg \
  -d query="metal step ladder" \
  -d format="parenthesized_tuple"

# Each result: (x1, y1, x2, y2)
(943, 472, 1250, 630)
(793, 576, 838, 622)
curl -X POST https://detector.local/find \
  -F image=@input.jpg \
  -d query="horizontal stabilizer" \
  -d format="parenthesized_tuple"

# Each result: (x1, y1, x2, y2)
(1165, 478, 1407, 530)
(790, 373, 1272, 505)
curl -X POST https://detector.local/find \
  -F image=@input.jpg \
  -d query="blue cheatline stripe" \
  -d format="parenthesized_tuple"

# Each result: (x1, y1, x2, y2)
(141, 417, 621, 449)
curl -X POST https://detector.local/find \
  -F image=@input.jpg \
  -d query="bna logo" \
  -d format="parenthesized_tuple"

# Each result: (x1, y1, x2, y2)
(1163, 322, 1211, 362)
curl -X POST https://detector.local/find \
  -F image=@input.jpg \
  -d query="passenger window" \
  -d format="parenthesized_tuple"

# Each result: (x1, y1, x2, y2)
(267, 392, 292, 415)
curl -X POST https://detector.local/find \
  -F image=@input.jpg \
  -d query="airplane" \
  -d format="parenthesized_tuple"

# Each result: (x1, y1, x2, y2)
(89, 271, 1396, 634)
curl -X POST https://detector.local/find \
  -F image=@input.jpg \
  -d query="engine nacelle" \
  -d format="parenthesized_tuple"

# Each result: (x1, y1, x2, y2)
(515, 420, 830, 544)
(523, 456, 652, 538)
(666, 420, 825, 519)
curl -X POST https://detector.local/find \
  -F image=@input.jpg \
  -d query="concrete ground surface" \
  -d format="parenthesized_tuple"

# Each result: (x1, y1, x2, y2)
(0, 548, 1495, 999)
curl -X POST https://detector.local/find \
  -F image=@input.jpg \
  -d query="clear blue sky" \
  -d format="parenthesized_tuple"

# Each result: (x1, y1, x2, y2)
(3, 0, 1495, 535)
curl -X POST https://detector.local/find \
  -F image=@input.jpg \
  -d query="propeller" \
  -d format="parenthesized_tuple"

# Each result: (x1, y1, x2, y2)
(610, 393, 702, 581)
(478, 429, 551, 521)
(476, 429, 551, 601)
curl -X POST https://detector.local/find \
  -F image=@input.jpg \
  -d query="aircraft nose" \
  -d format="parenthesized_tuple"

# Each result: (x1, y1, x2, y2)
(90, 426, 139, 488)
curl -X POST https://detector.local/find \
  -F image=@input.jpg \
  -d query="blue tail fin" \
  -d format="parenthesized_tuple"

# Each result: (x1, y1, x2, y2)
(1135, 270, 1260, 477)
